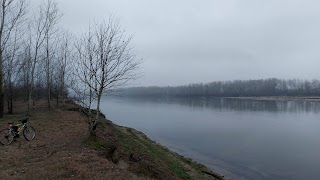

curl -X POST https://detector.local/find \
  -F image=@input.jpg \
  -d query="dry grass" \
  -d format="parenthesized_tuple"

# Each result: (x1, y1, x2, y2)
(0, 100, 148, 180)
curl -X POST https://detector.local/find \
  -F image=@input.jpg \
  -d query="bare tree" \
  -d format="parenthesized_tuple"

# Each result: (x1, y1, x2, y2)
(0, 0, 27, 117)
(24, 0, 60, 113)
(73, 28, 98, 135)
(3, 24, 23, 114)
(75, 18, 141, 136)
(54, 30, 72, 106)
(43, 0, 61, 109)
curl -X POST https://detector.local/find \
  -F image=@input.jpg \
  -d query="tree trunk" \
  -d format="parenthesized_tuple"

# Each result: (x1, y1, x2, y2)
(61, 72, 65, 106)
(9, 97, 12, 114)
(47, 83, 51, 109)
(27, 92, 32, 115)
(7, 99, 9, 114)
(0, 49, 3, 118)
(56, 93, 59, 106)
(7, 82, 13, 114)
(0, 1, 5, 118)
(91, 94, 102, 136)
(9, 79, 13, 114)
(46, 36, 51, 109)
(7, 98, 12, 114)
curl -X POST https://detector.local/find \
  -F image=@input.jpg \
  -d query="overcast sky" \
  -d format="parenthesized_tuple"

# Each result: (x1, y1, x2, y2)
(32, 0, 320, 86)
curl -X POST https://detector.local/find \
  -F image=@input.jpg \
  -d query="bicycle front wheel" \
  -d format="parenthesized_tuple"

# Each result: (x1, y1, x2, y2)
(0, 129, 14, 145)
(23, 126, 36, 141)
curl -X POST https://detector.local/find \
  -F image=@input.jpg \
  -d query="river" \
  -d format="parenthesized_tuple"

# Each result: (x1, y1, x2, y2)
(98, 96, 320, 180)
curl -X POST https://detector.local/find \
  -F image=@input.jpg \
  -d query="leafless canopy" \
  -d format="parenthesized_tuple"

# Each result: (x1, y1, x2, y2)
(75, 18, 141, 98)
(73, 17, 142, 135)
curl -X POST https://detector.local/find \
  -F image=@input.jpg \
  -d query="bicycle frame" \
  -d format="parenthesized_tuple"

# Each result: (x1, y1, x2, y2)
(9, 122, 27, 137)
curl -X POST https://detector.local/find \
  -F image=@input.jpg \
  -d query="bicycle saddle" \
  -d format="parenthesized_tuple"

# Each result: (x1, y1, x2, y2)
(19, 118, 29, 124)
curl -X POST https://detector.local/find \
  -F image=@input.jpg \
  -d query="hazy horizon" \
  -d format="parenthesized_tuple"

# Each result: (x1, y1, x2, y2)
(31, 0, 320, 86)
(122, 77, 319, 88)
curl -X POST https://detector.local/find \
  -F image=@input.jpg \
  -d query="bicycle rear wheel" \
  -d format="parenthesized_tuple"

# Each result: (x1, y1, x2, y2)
(23, 126, 36, 141)
(0, 129, 14, 145)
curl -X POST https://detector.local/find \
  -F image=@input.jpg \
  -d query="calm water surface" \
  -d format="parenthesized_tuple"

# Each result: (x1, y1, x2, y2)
(98, 96, 320, 180)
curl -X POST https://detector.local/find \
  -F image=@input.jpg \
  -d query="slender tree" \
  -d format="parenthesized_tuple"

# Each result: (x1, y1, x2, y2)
(56, 31, 72, 106)
(75, 18, 141, 136)
(43, 0, 61, 109)
(0, 0, 27, 117)
(24, 0, 61, 113)
(3, 25, 23, 114)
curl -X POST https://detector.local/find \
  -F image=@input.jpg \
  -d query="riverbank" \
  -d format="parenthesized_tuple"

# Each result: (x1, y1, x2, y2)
(0, 101, 224, 180)
(226, 96, 320, 101)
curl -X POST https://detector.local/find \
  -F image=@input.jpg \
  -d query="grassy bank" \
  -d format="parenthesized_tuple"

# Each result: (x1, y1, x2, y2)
(0, 100, 224, 179)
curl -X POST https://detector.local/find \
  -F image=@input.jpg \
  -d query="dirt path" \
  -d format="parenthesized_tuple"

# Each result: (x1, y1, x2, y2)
(0, 102, 148, 180)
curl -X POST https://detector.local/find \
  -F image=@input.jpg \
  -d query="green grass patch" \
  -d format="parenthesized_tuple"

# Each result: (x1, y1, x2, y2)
(83, 136, 106, 150)
(112, 125, 195, 179)
(169, 161, 193, 180)
(83, 118, 222, 179)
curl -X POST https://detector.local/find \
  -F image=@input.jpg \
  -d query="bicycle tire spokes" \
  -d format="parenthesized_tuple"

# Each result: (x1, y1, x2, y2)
(23, 126, 36, 141)
(0, 129, 14, 145)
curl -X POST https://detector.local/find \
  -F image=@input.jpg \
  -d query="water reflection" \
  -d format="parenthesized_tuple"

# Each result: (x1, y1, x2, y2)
(100, 96, 320, 180)
(112, 96, 320, 113)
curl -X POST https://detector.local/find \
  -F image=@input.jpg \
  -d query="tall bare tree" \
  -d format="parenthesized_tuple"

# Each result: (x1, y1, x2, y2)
(0, 0, 27, 117)
(24, 0, 60, 113)
(75, 18, 141, 136)
(55, 30, 72, 106)
(43, 0, 61, 109)
(73, 28, 98, 135)
(3, 25, 23, 114)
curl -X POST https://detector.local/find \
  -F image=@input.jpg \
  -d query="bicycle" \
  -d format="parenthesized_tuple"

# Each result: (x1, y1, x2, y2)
(0, 118, 36, 145)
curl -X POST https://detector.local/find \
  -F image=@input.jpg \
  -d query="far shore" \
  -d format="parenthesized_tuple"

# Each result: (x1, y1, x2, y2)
(225, 96, 320, 101)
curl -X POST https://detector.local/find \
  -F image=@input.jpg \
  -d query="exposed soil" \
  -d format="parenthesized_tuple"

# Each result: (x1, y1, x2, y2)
(0, 101, 147, 180)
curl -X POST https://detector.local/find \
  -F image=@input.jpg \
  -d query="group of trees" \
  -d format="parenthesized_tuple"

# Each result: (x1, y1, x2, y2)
(0, 0, 141, 136)
(0, 0, 67, 117)
(0, 0, 70, 116)
(118, 78, 320, 97)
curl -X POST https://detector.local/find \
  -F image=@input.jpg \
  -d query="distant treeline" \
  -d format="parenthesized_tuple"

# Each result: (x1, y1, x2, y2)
(117, 78, 320, 97)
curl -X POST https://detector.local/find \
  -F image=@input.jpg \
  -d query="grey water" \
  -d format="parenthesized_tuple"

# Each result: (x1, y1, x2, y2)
(98, 96, 320, 180)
